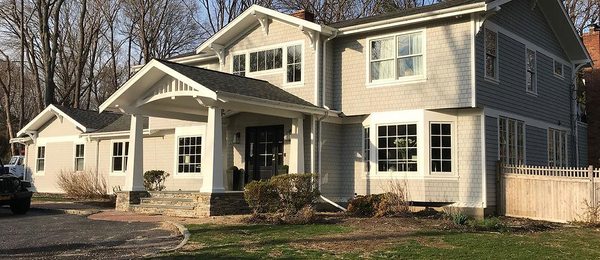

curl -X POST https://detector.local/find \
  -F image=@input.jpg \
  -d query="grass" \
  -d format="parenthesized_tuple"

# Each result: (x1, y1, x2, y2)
(157, 222, 600, 259)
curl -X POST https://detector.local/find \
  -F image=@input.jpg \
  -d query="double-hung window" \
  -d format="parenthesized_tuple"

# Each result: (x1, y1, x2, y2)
(112, 142, 129, 172)
(377, 124, 418, 172)
(526, 48, 537, 94)
(232, 54, 245, 76)
(499, 117, 525, 165)
(178, 136, 202, 173)
(485, 28, 498, 80)
(369, 31, 424, 82)
(249, 48, 282, 72)
(36, 146, 45, 172)
(548, 128, 567, 167)
(286, 45, 302, 83)
(430, 123, 452, 173)
(75, 144, 85, 171)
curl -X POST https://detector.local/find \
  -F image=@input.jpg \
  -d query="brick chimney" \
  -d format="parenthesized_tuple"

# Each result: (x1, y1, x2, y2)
(291, 10, 315, 22)
(583, 26, 600, 165)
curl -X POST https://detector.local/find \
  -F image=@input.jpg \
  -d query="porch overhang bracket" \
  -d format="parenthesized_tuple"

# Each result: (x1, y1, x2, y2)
(299, 26, 318, 50)
(252, 11, 270, 35)
(51, 111, 63, 123)
(210, 44, 226, 66)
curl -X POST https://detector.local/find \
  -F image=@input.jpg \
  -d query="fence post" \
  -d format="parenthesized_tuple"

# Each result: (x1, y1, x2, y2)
(590, 165, 596, 210)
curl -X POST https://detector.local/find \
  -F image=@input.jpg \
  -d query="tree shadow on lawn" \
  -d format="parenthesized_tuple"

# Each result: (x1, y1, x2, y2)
(153, 224, 465, 259)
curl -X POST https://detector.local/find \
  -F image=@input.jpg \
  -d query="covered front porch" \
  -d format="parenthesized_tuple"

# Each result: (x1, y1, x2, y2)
(99, 59, 327, 216)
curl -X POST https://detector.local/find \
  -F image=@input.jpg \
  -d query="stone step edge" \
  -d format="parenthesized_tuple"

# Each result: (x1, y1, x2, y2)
(140, 197, 194, 202)
(131, 204, 195, 210)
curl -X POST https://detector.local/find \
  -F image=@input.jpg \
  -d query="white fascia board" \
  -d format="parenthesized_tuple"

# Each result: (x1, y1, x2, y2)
(130, 54, 218, 72)
(17, 104, 88, 137)
(195, 5, 336, 54)
(337, 3, 487, 35)
(217, 91, 330, 116)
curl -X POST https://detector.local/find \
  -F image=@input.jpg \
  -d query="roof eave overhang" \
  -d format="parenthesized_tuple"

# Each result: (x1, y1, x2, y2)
(16, 104, 88, 137)
(336, 2, 487, 35)
(195, 5, 336, 55)
(217, 91, 331, 116)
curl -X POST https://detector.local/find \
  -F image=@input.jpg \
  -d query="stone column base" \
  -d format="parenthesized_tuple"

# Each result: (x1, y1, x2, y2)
(115, 191, 149, 211)
(194, 192, 250, 217)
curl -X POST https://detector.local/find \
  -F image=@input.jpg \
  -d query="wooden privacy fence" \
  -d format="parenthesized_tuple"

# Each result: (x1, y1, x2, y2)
(498, 164, 600, 223)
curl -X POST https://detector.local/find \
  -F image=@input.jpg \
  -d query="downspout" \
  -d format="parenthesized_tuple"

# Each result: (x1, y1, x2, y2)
(571, 62, 588, 166)
(318, 30, 346, 212)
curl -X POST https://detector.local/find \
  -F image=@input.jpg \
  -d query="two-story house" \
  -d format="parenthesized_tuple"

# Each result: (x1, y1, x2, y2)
(12, 0, 591, 217)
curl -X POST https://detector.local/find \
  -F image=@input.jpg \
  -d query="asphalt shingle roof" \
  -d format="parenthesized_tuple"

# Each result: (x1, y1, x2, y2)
(327, 0, 485, 28)
(53, 105, 122, 131)
(94, 114, 149, 133)
(156, 59, 317, 107)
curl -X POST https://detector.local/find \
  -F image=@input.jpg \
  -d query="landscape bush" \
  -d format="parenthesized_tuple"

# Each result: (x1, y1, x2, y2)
(244, 173, 320, 223)
(469, 217, 507, 232)
(444, 208, 469, 225)
(143, 170, 169, 191)
(57, 170, 108, 199)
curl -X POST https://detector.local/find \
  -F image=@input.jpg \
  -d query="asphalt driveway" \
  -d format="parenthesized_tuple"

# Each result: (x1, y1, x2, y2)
(0, 207, 180, 259)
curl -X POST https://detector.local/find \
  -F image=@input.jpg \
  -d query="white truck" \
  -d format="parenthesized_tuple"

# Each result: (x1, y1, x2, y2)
(3, 156, 25, 178)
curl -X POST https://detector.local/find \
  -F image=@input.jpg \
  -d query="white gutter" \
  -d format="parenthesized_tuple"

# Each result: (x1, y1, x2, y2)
(82, 129, 155, 139)
(337, 3, 487, 35)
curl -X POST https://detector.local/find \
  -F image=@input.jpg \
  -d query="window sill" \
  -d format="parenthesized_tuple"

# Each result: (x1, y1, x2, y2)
(173, 173, 203, 179)
(247, 69, 283, 77)
(553, 73, 565, 79)
(484, 76, 499, 84)
(526, 90, 538, 97)
(367, 77, 426, 88)
(34, 171, 45, 176)
(109, 172, 126, 176)
(282, 82, 304, 88)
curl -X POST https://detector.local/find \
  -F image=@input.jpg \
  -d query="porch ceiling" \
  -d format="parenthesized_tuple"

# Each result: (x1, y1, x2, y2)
(99, 59, 327, 120)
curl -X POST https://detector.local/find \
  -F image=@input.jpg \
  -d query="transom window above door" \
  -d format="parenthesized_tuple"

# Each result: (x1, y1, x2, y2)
(369, 30, 425, 83)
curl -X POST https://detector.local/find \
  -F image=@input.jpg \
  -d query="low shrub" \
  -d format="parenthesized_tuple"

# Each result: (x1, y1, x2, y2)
(347, 194, 382, 217)
(470, 217, 506, 232)
(57, 170, 108, 199)
(577, 199, 600, 227)
(244, 173, 320, 223)
(244, 180, 279, 214)
(444, 208, 469, 225)
(143, 170, 169, 191)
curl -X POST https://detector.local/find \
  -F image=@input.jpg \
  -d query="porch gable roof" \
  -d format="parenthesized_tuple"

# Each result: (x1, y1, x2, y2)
(100, 59, 323, 115)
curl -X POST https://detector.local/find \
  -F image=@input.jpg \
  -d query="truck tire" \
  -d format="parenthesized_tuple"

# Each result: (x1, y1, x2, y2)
(10, 198, 31, 215)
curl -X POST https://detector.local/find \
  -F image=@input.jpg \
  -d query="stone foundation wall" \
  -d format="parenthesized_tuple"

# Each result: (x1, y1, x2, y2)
(115, 191, 149, 211)
(193, 192, 250, 217)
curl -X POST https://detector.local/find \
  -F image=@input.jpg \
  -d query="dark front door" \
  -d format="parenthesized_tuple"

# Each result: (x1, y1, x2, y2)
(245, 125, 284, 182)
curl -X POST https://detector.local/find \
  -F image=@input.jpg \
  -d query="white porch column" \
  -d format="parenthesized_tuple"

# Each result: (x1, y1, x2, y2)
(200, 106, 225, 193)
(124, 114, 145, 191)
(289, 116, 305, 174)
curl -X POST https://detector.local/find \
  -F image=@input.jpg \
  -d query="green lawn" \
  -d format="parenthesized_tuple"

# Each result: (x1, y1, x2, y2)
(159, 222, 600, 259)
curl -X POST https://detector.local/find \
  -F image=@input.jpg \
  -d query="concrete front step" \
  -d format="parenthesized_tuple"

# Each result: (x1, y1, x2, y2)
(130, 204, 196, 218)
(147, 191, 198, 199)
(140, 197, 195, 207)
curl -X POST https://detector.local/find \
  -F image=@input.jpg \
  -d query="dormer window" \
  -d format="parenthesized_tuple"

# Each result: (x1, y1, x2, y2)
(368, 30, 425, 84)
(249, 48, 282, 72)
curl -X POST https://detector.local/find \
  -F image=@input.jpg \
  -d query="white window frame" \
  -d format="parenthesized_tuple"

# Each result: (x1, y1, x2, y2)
(366, 28, 427, 87)
(548, 128, 568, 167)
(173, 126, 205, 178)
(484, 26, 499, 83)
(284, 44, 304, 85)
(553, 60, 564, 78)
(176, 135, 203, 174)
(36, 146, 45, 174)
(375, 123, 419, 173)
(110, 141, 129, 175)
(363, 127, 370, 173)
(230, 41, 304, 87)
(429, 122, 454, 174)
(525, 47, 537, 95)
(498, 117, 526, 165)
(74, 143, 85, 172)
(232, 54, 246, 76)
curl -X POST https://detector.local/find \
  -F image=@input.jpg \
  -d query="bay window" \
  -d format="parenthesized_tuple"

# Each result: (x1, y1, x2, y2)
(377, 124, 417, 172)
(499, 117, 525, 165)
(430, 123, 452, 173)
(369, 30, 424, 82)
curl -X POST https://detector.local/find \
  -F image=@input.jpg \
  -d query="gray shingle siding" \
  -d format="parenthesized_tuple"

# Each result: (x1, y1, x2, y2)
(320, 122, 344, 200)
(485, 116, 498, 206)
(525, 125, 547, 166)
(488, 0, 568, 60)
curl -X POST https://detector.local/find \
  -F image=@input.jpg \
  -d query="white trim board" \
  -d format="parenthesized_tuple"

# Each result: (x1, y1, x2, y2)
(483, 107, 570, 132)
